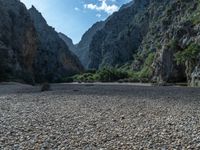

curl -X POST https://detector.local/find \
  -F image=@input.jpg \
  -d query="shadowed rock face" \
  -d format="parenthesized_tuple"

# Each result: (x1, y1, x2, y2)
(0, 0, 37, 83)
(29, 6, 83, 82)
(58, 22, 105, 69)
(76, 21, 105, 69)
(0, 0, 83, 83)
(58, 33, 76, 55)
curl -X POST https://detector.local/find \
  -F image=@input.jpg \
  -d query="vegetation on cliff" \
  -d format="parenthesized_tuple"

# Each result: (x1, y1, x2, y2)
(175, 43, 200, 65)
(175, 43, 200, 83)
(62, 52, 155, 83)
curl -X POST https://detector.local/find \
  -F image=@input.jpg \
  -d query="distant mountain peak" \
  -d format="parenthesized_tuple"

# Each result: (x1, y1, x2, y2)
(58, 32, 76, 53)
(59, 32, 74, 44)
(30, 5, 37, 10)
(29, 5, 47, 26)
(120, 0, 135, 10)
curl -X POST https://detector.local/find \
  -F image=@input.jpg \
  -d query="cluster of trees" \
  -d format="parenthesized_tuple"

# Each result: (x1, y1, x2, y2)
(60, 52, 156, 83)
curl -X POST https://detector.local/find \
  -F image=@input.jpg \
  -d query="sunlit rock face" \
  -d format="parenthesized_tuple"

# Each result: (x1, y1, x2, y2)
(87, 0, 200, 84)
(88, 0, 150, 69)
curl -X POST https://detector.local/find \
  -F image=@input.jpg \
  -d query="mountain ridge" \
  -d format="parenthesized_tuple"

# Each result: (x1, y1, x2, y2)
(84, 0, 200, 86)
(0, 0, 199, 86)
(0, 0, 83, 83)
(60, 21, 105, 69)
(29, 6, 83, 82)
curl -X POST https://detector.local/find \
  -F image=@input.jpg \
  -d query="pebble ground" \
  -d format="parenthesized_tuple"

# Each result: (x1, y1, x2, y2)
(0, 82, 200, 149)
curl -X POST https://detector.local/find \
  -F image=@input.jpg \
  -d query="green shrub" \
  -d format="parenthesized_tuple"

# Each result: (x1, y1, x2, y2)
(118, 63, 132, 71)
(73, 73, 96, 82)
(168, 39, 178, 49)
(191, 14, 200, 25)
(97, 68, 128, 82)
(175, 43, 200, 65)
(190, 6, 200, 25)
(138, 52, 155, 79)
(66, 52, 155, 83)
(72, 67, 129, 82)
(139, 67, 151, 79)
(125, 52, 155, 81)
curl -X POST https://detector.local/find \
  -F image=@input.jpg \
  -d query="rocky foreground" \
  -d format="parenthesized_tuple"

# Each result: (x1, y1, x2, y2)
(0, 83, 200, 149)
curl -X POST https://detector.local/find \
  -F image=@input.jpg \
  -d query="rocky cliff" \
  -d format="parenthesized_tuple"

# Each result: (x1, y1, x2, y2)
(58, 22, 105, 69)
(88, 0, 148, 69)
(76, 21, 105, 69)
(0, 0, 37, 83)
(87, 0, 200, 85)
(1, 0, 200, 85)
(0, 0, 83, 83)
(29, 6, 83, 82)
(58, 33, 76, 54)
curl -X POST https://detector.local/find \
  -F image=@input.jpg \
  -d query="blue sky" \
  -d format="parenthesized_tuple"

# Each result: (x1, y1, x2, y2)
(20, 0, 132, 44)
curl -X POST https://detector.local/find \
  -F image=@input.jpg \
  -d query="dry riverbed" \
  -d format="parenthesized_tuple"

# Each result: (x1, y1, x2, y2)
(0, 82, 200, 149)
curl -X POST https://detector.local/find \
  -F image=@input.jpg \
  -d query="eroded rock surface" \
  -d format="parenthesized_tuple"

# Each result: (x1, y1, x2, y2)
(0, 0, 37, 82)
(29, 6, 83, 82)
(0, 0, 83, 83)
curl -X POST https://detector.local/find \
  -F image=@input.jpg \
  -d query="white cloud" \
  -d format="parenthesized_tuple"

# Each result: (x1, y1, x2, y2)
(84, 0, 119, 14)
(96, 13, 102, 18)
(74, 7, 80, 11)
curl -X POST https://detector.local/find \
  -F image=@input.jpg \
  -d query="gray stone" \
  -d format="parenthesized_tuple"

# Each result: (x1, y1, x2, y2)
(191, 66, 200, 87)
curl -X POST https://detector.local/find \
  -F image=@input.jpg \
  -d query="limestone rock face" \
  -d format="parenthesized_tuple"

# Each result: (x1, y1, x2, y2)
(1, 0, 200, 85)
(29, 6, 83, 82)
(77, 21, 105, 69)
(87, 0, 200, 85)
(148, 2, 200, 83)
(88, 0, 150, 69)
(191, 65, 200, 87)
(0, 0, 83, 83)
(59, 22, 105, 69)
(0, 0, 37, 82)
(58, 33, 76, 54)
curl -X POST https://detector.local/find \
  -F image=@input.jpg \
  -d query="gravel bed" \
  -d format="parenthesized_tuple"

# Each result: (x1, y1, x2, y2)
(0, 83, 200, 149)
